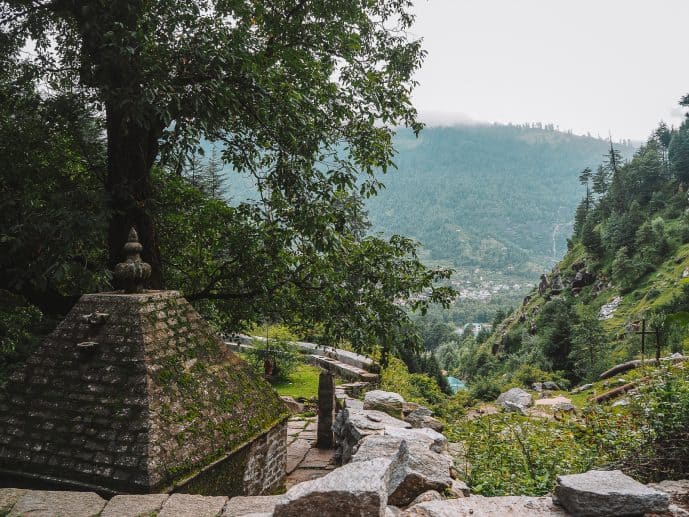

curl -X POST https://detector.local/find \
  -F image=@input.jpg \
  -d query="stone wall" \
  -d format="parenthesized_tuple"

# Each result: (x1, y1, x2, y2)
(175, 420, 287, 497)
(243, 420, 287, 495)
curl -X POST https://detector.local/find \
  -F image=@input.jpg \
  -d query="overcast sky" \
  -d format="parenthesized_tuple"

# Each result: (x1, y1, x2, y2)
(410, 0, 689, 141)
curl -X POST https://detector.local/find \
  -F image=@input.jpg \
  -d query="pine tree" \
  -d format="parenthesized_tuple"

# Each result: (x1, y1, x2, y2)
(592, 165, 610, 195)
(578, 167, 592, 209)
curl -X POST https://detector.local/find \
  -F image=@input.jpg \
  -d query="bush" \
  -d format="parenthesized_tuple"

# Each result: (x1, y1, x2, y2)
(0, 293, 43, 384)
(246, 339, 301, 382)
(381, 357, 447, 407)
(468, 376, 503, 402)
(617, 365, 689, 481)
(511, 364, 555, 388)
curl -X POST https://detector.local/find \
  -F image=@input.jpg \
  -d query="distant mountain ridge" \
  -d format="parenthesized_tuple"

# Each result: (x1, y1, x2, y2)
(366, 124, 636, 276)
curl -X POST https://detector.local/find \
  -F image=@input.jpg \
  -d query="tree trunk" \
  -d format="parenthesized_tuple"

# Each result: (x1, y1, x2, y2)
(105, 104, 163, 289)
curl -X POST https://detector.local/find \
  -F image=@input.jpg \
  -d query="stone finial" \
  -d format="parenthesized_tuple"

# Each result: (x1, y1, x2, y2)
(113, 227, 151, 293)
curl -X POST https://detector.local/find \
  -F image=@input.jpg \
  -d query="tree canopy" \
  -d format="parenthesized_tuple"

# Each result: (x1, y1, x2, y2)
(0, 0, 455, 360)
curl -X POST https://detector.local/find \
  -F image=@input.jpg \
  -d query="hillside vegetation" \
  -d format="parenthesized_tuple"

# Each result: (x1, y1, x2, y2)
(435, 97, 689, 391)
(367, 124, 636, 276)
(378, 99, 689, 496)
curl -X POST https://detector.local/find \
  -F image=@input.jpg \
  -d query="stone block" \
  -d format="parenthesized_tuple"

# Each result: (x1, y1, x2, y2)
(8, 490, 106, 517)
(351, 433, 453, 508)
(274, 458, 399, 517)
(159, 494, 228, 517)
(402, 495, 567, 516)
(101, 494, 169, 517)
(223, 495, 286, 516)
(280, 396, 304, 414)
(553, 469, 669, 516)
(387, 440, 453, 507)
(286, 438, 311, 474)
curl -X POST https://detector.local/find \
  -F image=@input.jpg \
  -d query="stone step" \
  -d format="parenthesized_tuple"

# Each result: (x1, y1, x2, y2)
(305, 354, 380, 383)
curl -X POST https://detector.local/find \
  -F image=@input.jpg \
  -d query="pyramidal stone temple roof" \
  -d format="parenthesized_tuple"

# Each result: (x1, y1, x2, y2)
(0, 229, 289, 495)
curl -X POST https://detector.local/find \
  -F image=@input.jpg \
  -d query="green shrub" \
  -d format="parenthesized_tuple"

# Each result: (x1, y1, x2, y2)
(449, 407, 644, 496)
(381, 357, 448, 407)
(468, 376, 503, 402)
(0, 293, 43, 384)
(511, 364, 555, 388)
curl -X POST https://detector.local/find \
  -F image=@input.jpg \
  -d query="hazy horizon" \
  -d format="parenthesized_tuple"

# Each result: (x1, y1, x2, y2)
(410, 0, 689, 141)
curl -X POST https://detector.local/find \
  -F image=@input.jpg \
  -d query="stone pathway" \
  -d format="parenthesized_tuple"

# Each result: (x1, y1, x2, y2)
(285, 417, 337, 489)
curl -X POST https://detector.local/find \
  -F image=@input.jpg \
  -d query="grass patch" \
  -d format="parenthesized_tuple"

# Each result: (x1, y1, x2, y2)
(272, 363, 321, 400)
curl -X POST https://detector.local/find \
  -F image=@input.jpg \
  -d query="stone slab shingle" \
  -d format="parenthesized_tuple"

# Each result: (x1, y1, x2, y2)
(158, 493, 228, 517)
(8, 490, 106, 517)
(100, 493, 169, 517)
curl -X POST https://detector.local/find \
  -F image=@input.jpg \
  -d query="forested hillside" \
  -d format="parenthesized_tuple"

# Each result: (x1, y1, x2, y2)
(367, 124, 636, 275)
(433, 97, 689, 392)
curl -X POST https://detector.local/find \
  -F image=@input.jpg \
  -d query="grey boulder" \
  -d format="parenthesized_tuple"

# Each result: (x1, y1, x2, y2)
(553, 469, 669, 516)
(387, 441, 453, 507)
(364, 390, 406, 418)
(405, 409, 444, 432)
(274, 457, 399, 517)
(383, 426, 448, 455)
(496, 388, 533, 409)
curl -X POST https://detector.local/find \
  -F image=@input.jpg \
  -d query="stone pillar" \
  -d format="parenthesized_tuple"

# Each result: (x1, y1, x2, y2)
(316, 370, 336, 449)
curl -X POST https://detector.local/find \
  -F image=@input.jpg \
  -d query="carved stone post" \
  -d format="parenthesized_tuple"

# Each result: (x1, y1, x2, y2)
(316, 370, 336, 449)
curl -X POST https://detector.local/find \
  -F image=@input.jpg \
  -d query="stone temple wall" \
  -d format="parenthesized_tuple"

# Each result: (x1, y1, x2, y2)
(0, 291, 289, 495)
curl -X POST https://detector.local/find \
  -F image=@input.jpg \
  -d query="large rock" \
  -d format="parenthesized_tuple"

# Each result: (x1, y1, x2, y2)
(351, 433, 453, 508)
(364, 390, 406, 418)
(383, 426, 448, 455)
(274, 457, 399, 517)
(448, 479, 470, 498)
(496, 388, 533, 409)
(8, 490, 107, 517)
(281, 396, 305, 414)
(402, 495, 567, 516)
(408, 491, 443, 506)
(387, 440, 453, 507)
(351, 434, 407, 463)
(553, 470, 669, 516)
(333, 406, 411, 463)
(405, 408, 444, 433)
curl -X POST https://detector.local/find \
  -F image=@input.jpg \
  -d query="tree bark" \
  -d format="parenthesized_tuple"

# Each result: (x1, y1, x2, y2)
(105, 104, 163, 289)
